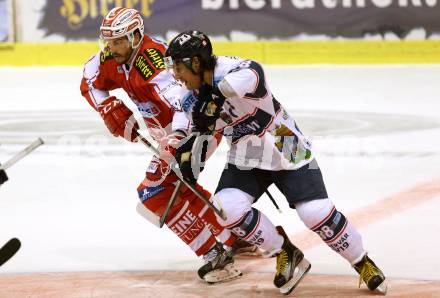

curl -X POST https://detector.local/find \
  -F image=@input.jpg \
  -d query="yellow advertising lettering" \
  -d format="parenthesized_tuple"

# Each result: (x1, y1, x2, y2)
(60, 0, 89, 29)
(60, 0, 155, 30)
(135, 55, 155, 80)
(145, 48, 165, 69)
(100, 0, 125, 17)
(100, 49, 113, 63)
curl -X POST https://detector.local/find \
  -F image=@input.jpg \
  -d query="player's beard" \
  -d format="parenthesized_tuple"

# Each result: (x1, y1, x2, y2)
(114, 48, 134, 65)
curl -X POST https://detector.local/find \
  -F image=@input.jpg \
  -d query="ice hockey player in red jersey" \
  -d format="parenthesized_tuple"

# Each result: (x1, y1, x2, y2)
(165, 30, 388, 295)
(80, 7, 245, 283)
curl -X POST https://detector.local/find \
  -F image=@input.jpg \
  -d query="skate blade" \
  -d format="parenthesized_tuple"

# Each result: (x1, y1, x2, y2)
(279, 258, 311, 295)
(375, 280, 388, 295)
(204, 263, 243, 284)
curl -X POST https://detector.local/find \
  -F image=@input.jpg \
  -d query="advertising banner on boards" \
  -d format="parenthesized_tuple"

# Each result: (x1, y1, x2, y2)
(0, 0, 9, 41)
(37, 0, 440, 40)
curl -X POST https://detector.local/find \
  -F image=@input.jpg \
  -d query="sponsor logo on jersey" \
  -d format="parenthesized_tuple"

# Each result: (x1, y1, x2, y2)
(134, 55, 155, 80)
(145, 48, 165, 69)
(132, 100, 160, 118)
(223, 99, 281, 143)
(138, 185, 165, 203)
(158, 81, 179, 96)
(158, 81, 183, 111)
(146, 161, 159, 174)
(100, 49, 113, 64)
(224, 116, 265, 144)
(181, 93, 197, 112)
(169, 209, 206, 244)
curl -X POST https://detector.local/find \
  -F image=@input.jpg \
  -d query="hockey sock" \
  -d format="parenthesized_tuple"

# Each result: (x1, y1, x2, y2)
(295, 198, 365, 264)
(227, 207, 284, 253)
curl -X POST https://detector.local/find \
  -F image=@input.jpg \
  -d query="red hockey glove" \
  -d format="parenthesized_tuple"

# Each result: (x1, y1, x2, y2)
(157, 131, 186, 166)
(97, 96, 138, 142)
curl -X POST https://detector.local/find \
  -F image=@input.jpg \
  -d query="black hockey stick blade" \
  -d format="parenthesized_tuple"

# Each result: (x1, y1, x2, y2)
(0, 238, 21, 267)
(0, 167, 8, 185)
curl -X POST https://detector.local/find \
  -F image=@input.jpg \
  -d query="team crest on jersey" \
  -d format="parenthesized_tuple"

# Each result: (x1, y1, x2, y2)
(271, 123, 312, 164)
(100, 49, 113, 64)
(145, 48, 165, 69)
(135, 55, 155, 80)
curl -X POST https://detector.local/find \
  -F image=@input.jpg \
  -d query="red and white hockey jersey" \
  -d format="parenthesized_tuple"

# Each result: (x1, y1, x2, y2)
(80, 35, 189, 138)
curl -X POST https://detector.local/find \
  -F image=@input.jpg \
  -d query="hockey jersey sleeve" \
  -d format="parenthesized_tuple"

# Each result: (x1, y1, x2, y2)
(80, 52, 119, 111)
(147, 69, 190, 133)
(221, 60, 268, 100)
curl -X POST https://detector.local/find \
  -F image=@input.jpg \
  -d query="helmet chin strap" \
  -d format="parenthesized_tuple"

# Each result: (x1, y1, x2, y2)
(125, 31, 143, 65)
(128, 31, 143, 49)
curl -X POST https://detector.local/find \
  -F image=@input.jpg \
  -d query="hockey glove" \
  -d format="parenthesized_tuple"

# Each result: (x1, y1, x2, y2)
(157, 131, 186, 169)
(98, 96, 138, 142)
(192, 84, 226, 134)
(175, 134, 208, 184)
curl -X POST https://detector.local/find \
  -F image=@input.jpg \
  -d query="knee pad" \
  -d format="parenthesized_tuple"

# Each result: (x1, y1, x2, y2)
(214, 188, 284, 252)
(214, 188, 253, 227)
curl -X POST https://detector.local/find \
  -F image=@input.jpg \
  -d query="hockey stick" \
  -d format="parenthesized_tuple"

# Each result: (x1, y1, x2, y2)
(135, 131, 227, 221)
(159, 180, 183, 228)
(0, 138, 44, 186)
(0, 238, 21, 267)
(265, 189, 282, 213)
(0, 138, 44, 171)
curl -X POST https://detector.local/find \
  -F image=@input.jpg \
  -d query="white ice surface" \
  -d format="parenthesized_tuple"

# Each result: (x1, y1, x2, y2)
(0, 65, 439, 281)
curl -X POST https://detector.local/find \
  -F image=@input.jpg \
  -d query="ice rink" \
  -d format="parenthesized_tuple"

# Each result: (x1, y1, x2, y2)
(1, 65, 440, 297)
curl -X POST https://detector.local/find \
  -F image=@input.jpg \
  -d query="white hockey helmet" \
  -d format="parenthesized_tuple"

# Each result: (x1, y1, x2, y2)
(99, 7, 144, 48)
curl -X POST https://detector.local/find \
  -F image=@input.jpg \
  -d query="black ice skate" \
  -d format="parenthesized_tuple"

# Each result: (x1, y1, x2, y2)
(231, 238, 261, 257)
(354, 254, 387, 295)
(274, 226, 311, 295)
(198, 242, 242, 284)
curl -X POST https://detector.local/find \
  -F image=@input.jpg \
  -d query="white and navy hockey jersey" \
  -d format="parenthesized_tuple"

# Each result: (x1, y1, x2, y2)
(182, 56, 313, 171)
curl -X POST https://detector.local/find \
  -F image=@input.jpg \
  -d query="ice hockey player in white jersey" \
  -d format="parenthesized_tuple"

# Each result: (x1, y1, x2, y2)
(164, 30, 387, 295)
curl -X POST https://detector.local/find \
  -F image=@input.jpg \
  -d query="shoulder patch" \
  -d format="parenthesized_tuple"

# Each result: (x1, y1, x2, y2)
(144, 48, 166, 70)
(135, 55, 156, 81)
(100, 49, 113, 64)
